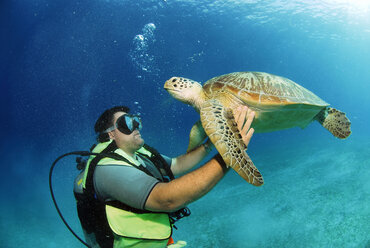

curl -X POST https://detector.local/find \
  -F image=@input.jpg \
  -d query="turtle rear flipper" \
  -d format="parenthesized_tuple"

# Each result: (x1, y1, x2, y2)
(316, 107, 351, 139)
(200, 99, 264, 186)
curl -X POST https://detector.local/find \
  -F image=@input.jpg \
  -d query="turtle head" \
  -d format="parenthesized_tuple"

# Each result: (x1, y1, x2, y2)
(164, 77, 204, 109)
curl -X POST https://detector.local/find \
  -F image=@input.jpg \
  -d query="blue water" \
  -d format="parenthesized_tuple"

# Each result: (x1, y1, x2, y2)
(1, 0, 369, 247)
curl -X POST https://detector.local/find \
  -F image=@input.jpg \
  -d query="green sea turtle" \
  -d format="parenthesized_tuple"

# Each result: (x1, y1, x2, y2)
(164, 71, 351, 186)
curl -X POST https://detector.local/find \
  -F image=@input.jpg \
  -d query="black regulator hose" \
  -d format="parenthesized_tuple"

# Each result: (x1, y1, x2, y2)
(49, 151, 95, 248)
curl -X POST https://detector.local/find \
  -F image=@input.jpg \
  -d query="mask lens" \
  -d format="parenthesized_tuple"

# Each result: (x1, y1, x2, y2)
(132, 116, 142, 131)
(116, 114, 142, 134)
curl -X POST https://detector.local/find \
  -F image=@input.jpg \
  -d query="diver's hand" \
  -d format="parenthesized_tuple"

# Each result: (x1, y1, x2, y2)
(233, 106, 255, 149)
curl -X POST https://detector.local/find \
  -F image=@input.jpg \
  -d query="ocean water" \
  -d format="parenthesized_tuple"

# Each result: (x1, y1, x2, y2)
(1, 0, 369, 247)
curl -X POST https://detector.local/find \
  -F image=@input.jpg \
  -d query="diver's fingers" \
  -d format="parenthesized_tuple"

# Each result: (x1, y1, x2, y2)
(236, 107, 255, 148)
(233, 106, 247, 131)
(233, 106, 243, 131)
(243, 127, 254, 148)
(242, 109, 255, 134)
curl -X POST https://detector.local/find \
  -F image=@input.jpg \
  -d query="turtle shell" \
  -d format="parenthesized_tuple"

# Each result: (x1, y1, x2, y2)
(203, 71, 328, 106)
(202, 71, 329, 132)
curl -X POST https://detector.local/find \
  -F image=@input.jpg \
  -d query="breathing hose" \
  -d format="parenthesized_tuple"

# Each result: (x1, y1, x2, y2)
(49, 151, 96, 248)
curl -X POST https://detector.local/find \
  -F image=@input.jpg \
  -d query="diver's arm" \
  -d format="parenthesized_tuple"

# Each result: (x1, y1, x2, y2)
(145, 106, 255, 212)
(145, 155, 228, 212)
(170, 139, 213, 176)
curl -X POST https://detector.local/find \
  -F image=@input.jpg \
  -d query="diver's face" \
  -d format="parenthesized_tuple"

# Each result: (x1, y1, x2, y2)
(108, 112, 144, 154)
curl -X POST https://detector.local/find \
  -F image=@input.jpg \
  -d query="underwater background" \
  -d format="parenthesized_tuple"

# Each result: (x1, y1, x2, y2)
(1, 0, 369, 247)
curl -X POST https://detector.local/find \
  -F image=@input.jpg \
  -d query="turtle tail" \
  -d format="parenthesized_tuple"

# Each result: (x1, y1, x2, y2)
(315, 107, 351, 139)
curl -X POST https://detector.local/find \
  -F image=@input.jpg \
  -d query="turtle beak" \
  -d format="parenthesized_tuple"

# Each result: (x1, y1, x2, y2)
(164, 77, 181, 92)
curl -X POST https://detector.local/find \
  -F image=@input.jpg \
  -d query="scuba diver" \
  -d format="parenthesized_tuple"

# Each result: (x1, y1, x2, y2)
(57, 105, 255, 248)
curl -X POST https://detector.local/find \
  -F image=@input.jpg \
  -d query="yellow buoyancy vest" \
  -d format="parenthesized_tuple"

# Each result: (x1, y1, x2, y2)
(82, 141, 172, 241)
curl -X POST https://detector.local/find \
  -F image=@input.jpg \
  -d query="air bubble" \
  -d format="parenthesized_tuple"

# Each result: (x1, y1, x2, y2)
(129, 23, 159, 74)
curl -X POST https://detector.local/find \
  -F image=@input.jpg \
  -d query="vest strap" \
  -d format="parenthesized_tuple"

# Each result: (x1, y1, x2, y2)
(84, 141, 118, 197)
(141, 144, 175, 181)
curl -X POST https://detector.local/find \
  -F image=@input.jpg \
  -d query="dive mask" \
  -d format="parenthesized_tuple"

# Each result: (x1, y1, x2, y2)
(104, 114, 142, 135)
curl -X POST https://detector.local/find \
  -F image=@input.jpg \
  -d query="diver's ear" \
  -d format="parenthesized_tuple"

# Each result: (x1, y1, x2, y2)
(108, 131, 115, 140)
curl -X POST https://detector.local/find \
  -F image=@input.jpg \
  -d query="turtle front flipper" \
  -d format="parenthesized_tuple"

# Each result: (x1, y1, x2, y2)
(200, 99, 264, 186)
(316, 107, 351, 139)
(187, 120, 207, 152)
